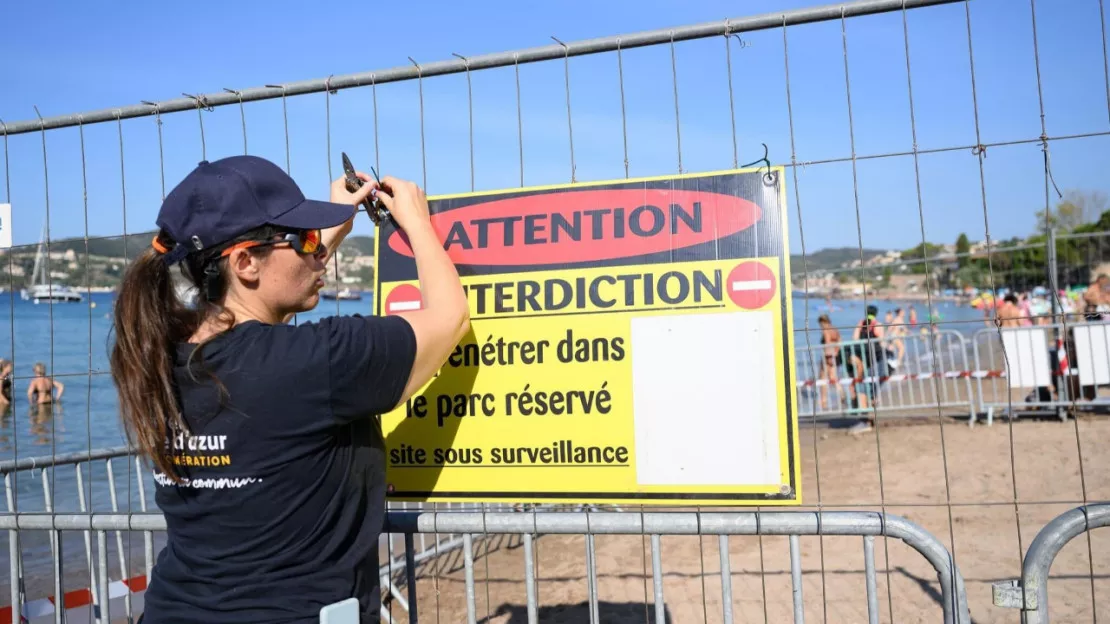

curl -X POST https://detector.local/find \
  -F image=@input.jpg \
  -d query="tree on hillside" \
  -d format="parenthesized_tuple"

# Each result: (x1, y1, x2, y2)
(900, 242, 946, 274)
(955, 233, 970, 268)
(1073, 209, 1110, 234)
(1035, 189, 1109, 234)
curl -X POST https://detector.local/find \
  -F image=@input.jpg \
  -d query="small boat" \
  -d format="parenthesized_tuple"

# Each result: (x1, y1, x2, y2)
(21, 222, 83, 304)
(321, 287, 362, 301)
(23, 284, 84, 304)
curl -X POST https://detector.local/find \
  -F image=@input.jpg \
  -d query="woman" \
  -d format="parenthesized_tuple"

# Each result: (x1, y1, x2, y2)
(0, 359, 13, 409)
(816, 314, 845, 410)
(27, 362, 64, 404)
(109, 155, 469, 623)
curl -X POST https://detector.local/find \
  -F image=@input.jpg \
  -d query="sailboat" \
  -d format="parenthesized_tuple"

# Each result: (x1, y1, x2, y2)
(20, 222, 83, 304)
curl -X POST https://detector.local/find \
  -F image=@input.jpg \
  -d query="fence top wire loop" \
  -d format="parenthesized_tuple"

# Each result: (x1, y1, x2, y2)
(183, 93, 214, 111)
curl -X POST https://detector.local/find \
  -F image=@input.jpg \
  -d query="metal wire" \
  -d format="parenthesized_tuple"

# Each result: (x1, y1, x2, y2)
(481, 507, 492, 624)
(325, 76, 334, 183)
(453, 53, 476, 192)
(616, 40, 630, 178)
(640, 527, 650, 623)
(325, 78, 341, 317)
(725, 32, 740, 169)
(0, 117, 19, 614)
(837, 13, 895, 621)
(409, 58, 428, 190)
(552, 36, 576, 182)
(1027, 0, 1098, 618)
(117, 111, 137, 620)
(959, 3, 1030, 603)
(900, 3, 963, 612)
(669, 33, 683, 174)
(698, 533, 709, 623)
(224, 88, 248, 154)
(266, 84, 292, 174)
(1101, 0, 1110, 126)
(371, 75, 381, 175)
(141, 102, 167, 199)
(77, 115, 95, 566)
(756, 512, 769, 624)
(781, 18, 829, 624)
(514, 55, 524, 187)
(32, 111, 61, 604)
(40, 114, 61, 622)
(185, 94, 208, 160)
(782, 128, 1110, 170)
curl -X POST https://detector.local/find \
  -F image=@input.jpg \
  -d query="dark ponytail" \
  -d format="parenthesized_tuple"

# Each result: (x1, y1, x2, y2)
(110, 240, 200, 483)
(110, 225, 285, 482)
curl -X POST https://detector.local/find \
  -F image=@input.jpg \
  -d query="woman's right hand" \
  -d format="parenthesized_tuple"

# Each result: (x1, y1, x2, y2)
(375, 176, 431, 232)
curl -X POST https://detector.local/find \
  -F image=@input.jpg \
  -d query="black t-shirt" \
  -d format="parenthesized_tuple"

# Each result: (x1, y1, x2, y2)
(142, 314, 417, 624)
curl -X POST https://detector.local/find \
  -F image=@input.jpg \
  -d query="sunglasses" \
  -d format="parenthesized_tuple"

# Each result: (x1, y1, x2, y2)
(220, 229, 326, 258)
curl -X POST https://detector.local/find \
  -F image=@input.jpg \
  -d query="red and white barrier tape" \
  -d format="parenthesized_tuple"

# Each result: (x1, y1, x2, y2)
(798, 369, 1007, 387)
(0, 574, 146, 622)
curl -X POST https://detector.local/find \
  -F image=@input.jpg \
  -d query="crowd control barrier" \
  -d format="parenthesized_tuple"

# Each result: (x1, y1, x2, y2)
(992, 503, 1110, 624)
(795, 330, 976, 423)
(0, 509, 972, 624)
(972, 321, 1110, 425)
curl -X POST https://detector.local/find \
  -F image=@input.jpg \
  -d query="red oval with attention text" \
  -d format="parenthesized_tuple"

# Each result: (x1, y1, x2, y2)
(387, 189, 763, 265)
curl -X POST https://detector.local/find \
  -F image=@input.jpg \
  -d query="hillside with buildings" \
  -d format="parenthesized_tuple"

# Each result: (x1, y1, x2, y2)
(0, 234, 379, 293)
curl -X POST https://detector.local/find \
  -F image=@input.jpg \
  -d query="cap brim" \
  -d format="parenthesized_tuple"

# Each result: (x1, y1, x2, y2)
(271, 199, 355, 231)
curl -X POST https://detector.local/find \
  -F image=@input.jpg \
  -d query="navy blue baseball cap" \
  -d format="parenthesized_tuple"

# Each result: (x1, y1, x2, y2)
(155, 155, 354, 264)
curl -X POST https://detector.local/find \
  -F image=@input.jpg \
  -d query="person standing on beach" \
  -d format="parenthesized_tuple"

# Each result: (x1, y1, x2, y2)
(849, 305, 886, 429)
(887, 308, 906, 366)
(1083, 274, 1109, 321)
(995, 294, 1025, 328)
(27, 362, 64, 405)
(1018, 293, 1034, 326)
(816, 314, 849, 410)
(109, 156, 469, 623)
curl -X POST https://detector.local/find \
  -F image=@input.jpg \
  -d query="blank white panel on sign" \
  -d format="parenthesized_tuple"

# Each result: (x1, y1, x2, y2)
(630, 310, 780, 487)
(1073, 325, 1110, 386)
(1000, 328, 1051, 389)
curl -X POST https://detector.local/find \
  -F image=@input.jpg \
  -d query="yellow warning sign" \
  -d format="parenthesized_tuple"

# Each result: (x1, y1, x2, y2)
(375, 167, 800, 505)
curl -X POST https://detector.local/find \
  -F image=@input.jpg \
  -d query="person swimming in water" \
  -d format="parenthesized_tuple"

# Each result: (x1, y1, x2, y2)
(27, 362, 63, 405)
(0, 359, 12, 409)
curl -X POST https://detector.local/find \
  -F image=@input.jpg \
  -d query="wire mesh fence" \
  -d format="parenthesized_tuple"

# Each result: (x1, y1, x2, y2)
(1, 0, 1109, 621)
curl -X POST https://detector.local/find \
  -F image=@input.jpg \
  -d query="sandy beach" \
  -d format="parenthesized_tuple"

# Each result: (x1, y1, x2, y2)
(383, 417, 1110, 623)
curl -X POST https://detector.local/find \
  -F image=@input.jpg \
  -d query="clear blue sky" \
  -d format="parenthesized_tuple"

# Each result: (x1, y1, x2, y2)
(1, 0, 1108, 255)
